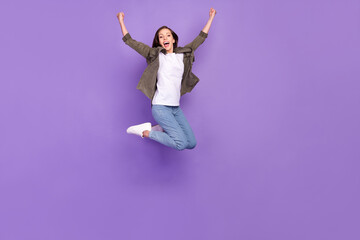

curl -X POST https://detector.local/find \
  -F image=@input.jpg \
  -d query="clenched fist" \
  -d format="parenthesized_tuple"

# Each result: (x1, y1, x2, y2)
(116, 12, 125, 22)
(209, 8, 217, 18)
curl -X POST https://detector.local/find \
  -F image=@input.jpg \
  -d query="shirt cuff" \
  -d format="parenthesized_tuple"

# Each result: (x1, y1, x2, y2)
(122, 33, 132, 42)
(199, 31, 208, 38)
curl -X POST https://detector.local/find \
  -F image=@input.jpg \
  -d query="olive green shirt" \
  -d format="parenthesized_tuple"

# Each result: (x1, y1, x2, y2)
(122, 31, 208, 100)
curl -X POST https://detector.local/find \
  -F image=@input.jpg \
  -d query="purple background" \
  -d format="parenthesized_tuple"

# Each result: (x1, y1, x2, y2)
(1, 0, 360, 239)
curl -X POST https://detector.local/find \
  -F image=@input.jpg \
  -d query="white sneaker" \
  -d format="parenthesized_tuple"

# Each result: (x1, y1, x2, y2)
(126, 122, 152, 138)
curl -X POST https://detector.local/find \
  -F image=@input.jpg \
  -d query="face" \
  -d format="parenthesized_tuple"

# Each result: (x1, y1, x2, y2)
(158, 28, 176, 53)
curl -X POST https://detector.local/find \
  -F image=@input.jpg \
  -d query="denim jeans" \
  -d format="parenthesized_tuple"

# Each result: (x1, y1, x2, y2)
(149, 105, 197, 150)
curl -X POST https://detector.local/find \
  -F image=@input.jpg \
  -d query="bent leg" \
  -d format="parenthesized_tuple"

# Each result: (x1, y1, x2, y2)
(149, 105, 188, 150)
(173, 107, 197, 149)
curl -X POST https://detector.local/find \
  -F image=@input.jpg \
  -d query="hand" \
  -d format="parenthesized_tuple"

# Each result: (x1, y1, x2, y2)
(116, 12, 125, 22)
(209, 8, 216, 18)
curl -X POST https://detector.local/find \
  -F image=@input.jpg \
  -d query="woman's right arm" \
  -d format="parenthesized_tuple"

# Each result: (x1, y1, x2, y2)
(117, 12, 151, 58)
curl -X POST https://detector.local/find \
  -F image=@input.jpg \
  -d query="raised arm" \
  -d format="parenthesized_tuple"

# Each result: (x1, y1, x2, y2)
(117, 12, 128, 36)
(202, 8, 217, 34)
(184, 8, 217, 51)
(116, 12, 151, 58)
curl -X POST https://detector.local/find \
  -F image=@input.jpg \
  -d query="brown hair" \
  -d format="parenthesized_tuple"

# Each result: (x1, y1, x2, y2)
(152, 26, 179, 48)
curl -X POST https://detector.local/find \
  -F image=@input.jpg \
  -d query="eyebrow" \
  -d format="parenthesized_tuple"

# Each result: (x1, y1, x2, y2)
(159, 32, 171, 35)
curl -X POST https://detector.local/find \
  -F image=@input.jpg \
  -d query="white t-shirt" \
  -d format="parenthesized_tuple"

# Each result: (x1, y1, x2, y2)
(152, 52, 184, 106)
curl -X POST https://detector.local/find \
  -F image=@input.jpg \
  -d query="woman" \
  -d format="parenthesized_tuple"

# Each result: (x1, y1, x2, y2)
(116, 8, 216, 150)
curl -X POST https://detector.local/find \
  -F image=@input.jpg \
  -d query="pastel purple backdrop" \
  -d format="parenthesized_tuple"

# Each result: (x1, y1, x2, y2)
(1, 0, 359, 239)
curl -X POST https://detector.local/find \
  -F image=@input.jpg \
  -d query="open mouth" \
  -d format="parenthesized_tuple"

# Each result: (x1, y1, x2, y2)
(164, 41, 170, 48)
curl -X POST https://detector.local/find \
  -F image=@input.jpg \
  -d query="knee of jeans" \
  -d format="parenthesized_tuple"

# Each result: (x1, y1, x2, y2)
(187, 139, 197, 149)
(175, 139, 187, 151)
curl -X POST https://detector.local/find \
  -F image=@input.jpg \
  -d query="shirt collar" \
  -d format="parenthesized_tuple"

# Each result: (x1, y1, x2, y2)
(157, 46, 192, 54)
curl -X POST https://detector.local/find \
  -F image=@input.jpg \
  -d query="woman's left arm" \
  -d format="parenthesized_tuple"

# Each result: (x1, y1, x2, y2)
(202, 8, 217, 34)
(184, 8, 217, 51)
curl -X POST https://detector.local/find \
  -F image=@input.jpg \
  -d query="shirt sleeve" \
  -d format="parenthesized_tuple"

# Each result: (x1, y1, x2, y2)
(184, 31, 208, 52)
(122, 33, 152, 58)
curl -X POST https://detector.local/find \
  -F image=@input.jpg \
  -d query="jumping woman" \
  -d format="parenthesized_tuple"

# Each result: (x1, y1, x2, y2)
(116, 8, 217, 150)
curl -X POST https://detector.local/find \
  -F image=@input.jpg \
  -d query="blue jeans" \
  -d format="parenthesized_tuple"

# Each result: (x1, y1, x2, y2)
(149, 105, 197, 150)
